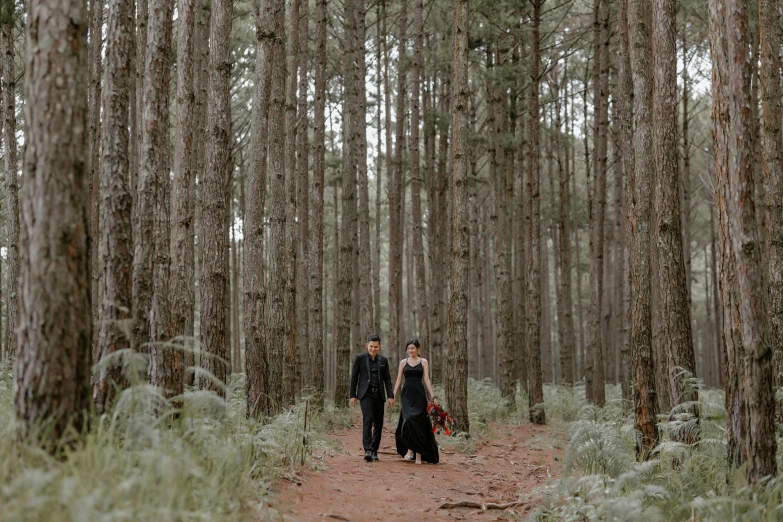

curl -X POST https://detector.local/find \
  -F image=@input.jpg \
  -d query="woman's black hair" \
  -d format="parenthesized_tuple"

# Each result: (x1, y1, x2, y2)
(406, 338, 421, 350)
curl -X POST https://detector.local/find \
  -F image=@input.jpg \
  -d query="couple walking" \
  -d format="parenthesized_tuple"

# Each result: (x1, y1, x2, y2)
(349, 334, 440, 465)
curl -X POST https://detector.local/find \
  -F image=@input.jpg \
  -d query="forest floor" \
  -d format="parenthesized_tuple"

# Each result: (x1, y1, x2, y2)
(272, 409, 565, 521)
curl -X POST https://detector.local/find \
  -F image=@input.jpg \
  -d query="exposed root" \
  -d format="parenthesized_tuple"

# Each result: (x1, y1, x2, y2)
(436, 500, 526, 510)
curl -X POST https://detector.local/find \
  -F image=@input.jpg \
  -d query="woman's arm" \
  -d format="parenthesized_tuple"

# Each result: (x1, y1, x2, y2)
(392, 359, 405, 397)
(422, 359, 435, 400)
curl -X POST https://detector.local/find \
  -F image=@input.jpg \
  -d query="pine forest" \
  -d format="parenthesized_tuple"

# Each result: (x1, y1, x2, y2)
(1, 0, 783, 519)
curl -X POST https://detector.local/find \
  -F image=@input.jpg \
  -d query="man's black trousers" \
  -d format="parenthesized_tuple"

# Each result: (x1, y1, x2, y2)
(360, 394, 384, 451)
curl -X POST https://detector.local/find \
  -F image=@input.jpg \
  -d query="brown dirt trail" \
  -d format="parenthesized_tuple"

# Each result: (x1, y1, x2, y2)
(273, 410, 564, 521)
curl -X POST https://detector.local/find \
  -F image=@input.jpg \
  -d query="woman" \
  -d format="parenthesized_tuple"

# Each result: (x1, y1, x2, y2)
(393, 338, 439, 464)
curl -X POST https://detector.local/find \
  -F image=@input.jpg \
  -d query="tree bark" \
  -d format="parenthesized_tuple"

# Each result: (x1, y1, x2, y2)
(308, 0, 327, 405)
(587, 0, 608, 407)
(373, 0, 383, 336)
(489, 50, 515, 404)
(681, 35, 692, 304)
(88, 0, 103, 366)
(93, 0, 133, 412)
(525, 0, 545, 425)
(553, 69, 575, 387)
(711, 0, 776, 483)
(2, 12, 19, 360)
(246, 0, 274, 416)
(354, 0, 373, 348)
(652, 0, 697, 416)
(410, 0, 429, 371)
(282, 0, 300, 406)
(15, 0, 92, 444)
(169, 0, 197, 396)
(199, 0, 232, 397)
(629, 0, 659, 459)
(296, 0, 310, 389)
(617, 0, 634, 405)
(389, 0, 407, 369)
(446, 0, 470, 434)
(141, 0, 174, 393)
(759, 0, 783, 394)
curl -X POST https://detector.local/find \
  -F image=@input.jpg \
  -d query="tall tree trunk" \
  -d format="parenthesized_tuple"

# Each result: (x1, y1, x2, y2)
(489, 51, 515, 404)
(132, 0, 154, 366)
(170, 0, 197, 395)
(88, 0, 103, 366)
(187, 0, 210, 387)
(336, 0, 359, 407)
(410, 0, 430, 361)
(15, 0, 91, 445)
(617, 0, 634, 405)
(354, 0, 373, 347)
(652, 0, 697, 415)
(246, 0, 274, 416)
(309, 0, 327, 405)
(525, 0, 545, 425)
(128, 0, 138, 269)
(263, 0, 287, 412)
(282, 0, 300, 406)
(553, 70, 575, 386)
(2, 12, 19, 360)
(93, 0, 133, 412)
(296, 0, 310, 389)
(587, 0, 608, 407)
(389, 0, 407, 368)
(629, 0, 659, 459)
(760, 0, 783, 393)
(681, 36, 692, 303)
(373, 0, 383, 336)
(446, 0, 470, 434)
(199, 0, 232, 397)
(138, 0, 175, 393)
(711, 0, 776, 483)
(382, 0, 394, 365)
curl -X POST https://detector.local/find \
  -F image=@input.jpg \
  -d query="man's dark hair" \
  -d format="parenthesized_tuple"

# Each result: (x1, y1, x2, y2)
(367, 334, 381, 343)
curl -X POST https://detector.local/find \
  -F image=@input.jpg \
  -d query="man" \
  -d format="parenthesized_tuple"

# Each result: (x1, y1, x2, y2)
(350, 334, 394, 461)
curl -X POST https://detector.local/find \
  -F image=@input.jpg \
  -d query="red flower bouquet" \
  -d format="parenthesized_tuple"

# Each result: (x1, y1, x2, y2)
(427, 399, 454, 436)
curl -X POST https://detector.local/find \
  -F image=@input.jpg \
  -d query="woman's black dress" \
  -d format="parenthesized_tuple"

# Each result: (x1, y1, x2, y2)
(395, 361, 439, 463)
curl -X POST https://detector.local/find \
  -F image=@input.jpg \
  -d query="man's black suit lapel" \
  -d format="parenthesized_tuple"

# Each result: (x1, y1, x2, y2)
(364, 352, 370, 376)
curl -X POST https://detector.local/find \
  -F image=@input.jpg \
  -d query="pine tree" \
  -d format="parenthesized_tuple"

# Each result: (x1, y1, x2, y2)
(446, 0, 470, 435)
(199, 0, 233, 397)
(15, 0, 92, 445)
(93, 0, 133, 412)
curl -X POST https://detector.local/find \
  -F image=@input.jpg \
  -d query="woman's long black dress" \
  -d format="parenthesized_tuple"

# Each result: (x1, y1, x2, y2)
(395, 361, 439, 463)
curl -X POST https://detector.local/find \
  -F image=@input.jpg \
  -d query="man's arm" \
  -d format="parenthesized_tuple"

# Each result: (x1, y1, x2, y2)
(349, 354, 361, 400)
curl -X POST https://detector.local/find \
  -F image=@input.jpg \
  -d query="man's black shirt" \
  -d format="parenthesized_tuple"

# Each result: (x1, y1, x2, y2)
(368, 356, 380, 389)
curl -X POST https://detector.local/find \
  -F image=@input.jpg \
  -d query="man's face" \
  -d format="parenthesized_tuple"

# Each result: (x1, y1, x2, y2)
(367, 341, 380, 359)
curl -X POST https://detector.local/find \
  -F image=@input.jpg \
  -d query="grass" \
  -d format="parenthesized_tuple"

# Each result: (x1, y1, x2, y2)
(0, 359, 350, 522)
(531, 380, 783, 522)
(1, 358, 540, 520)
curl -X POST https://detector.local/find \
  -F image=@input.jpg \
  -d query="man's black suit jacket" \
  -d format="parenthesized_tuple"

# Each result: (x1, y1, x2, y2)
(350, 352, 394, 401)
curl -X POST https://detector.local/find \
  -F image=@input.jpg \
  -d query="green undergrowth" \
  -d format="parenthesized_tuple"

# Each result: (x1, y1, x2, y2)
(531, 379, 783, 522)
(431, 378, 586, 454)
(0, 360, 350, 522)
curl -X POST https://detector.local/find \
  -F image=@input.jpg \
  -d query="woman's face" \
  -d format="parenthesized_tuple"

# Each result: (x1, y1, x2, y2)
(406, 344, 419, 358)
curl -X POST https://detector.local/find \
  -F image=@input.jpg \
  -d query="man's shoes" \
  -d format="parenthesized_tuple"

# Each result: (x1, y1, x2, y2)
(364, 450, 373, 462)
(371, 451, 379, 461)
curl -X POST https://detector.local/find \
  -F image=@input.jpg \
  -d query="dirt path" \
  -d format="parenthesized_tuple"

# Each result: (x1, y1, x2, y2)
(273, 411, 565, 521)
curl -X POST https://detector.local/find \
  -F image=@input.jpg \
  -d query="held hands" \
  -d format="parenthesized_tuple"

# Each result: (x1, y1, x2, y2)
(388, 398, 395, 408)
(350, 398, 357, 408)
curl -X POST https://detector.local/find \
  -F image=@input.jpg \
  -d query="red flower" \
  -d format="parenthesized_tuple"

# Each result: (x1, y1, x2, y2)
(427, 399, 455, 436)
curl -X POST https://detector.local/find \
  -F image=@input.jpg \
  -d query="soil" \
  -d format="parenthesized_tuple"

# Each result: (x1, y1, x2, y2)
(273, 410, 565, 521)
